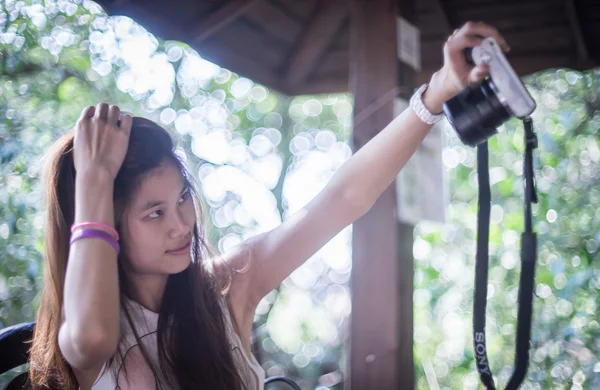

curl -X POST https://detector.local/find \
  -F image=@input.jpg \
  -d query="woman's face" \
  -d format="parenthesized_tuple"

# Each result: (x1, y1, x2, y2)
(121, 161, 196, 276)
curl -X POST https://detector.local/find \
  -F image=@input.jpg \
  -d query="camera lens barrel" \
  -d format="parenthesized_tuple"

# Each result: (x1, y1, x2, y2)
(443, 80, 512, 147)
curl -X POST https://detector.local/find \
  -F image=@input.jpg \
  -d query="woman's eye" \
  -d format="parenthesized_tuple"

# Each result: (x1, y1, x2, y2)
(179, 190, 191, 204)
(148, 210, 163, 219)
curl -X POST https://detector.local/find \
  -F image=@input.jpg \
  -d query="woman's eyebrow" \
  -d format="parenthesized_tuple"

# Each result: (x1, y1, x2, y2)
(138, 183, 189, 212)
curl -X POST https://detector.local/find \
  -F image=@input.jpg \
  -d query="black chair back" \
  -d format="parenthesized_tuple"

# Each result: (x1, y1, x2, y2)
(0, 322, 35, 390)
(0, 322, 35, 373)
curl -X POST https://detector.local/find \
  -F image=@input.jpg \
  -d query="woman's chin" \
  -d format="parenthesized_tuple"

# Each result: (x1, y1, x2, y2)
(165, 252, 192, 274)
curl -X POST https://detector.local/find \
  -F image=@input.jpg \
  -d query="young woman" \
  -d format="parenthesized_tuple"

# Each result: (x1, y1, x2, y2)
(28, 22, 509, 390)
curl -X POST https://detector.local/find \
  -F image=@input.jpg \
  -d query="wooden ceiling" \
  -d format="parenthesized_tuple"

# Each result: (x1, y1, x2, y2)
(94, 0, 600, 96)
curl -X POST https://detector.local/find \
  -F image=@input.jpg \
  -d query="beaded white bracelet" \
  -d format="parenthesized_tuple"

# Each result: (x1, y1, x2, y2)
(409, 84, 445, 125)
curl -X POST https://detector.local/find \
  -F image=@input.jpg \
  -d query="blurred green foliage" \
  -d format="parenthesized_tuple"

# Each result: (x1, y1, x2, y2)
(1, 1, 598, 389)
(414, 70, 600, 389)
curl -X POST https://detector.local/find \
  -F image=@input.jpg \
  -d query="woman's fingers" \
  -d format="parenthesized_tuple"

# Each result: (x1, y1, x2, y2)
(467, 64, 490, 85)
(95, 102, 109, 121)
(107, 105, 121, 127)
(432, 21, 508, 101)
(119, 113, 133, 134)
(73, 102, 131, 178)
(445, 34, 485, 60)
(79, 105, 95, 121)
(459, 21, 510, 52)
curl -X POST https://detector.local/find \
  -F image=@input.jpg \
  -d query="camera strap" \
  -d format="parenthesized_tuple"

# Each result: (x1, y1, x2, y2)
(473, 117, 538, 390)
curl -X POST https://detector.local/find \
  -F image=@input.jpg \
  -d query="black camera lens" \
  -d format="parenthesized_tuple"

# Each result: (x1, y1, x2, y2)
(443, 80, 512, 147)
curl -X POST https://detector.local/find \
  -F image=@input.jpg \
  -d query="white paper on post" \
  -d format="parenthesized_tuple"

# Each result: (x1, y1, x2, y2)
(395, 98, 448, 225)
(397, 17, 421, 72)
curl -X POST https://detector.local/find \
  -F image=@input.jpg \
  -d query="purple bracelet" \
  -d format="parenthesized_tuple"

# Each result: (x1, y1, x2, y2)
(70, 228, 120, 256)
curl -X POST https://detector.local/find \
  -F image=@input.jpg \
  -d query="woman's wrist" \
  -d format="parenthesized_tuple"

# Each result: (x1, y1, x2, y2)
(75, 168, 116, 225)
(421, 71, 453, 115)
(76, 166, 115, 185)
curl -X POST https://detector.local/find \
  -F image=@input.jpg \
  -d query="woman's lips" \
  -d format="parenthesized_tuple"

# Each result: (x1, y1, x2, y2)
(166, 241, 191, 254)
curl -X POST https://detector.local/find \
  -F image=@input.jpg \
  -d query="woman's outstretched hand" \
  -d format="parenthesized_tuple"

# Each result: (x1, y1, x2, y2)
(423, 21, 511, 113)
(73, 103, 133, 180)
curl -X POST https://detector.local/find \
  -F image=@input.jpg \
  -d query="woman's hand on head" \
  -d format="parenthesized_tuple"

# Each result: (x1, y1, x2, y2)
(423, 21, 510, 113)
(73, 103, 133, 180)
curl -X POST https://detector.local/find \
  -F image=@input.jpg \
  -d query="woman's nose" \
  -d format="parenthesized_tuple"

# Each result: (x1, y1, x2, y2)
(169, 208, 191, 238)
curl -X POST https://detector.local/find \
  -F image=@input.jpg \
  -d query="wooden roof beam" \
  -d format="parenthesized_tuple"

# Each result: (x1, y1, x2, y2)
(434, 0, 454, 34)
(284, 0, 348, 86)
(197, 43, 295, 95)
(195, 0, 263, 42)
(565, 0, 590, 64)
(108, 1, 291, 94)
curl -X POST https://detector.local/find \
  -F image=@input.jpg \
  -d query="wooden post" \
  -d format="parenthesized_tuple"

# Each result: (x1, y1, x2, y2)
(348, 0, 415, 389)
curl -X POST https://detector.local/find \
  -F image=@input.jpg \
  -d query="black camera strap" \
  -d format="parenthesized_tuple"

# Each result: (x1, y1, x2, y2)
(473, 117, 538, 390)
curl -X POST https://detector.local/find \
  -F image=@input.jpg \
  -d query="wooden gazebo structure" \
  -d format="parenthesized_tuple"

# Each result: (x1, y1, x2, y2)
(94, 0, 600, 388)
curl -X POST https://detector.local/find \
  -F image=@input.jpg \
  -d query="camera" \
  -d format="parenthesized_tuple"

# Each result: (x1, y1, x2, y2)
(443, 37, 537, 147)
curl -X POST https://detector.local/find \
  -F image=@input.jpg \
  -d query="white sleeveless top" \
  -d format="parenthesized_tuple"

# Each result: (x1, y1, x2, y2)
(89, 297, 265, 390)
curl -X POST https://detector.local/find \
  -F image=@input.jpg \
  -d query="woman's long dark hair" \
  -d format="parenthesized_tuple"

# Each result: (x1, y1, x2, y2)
(29, 117, 245, 389)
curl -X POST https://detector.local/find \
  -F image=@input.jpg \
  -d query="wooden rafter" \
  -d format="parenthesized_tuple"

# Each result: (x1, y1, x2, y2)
(195, 0, 263, 42)
(284, 0, 348, 86)
(565, 0, 590, 63)
(197, 42, 293, 95)
(434, 0, 454, 34)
